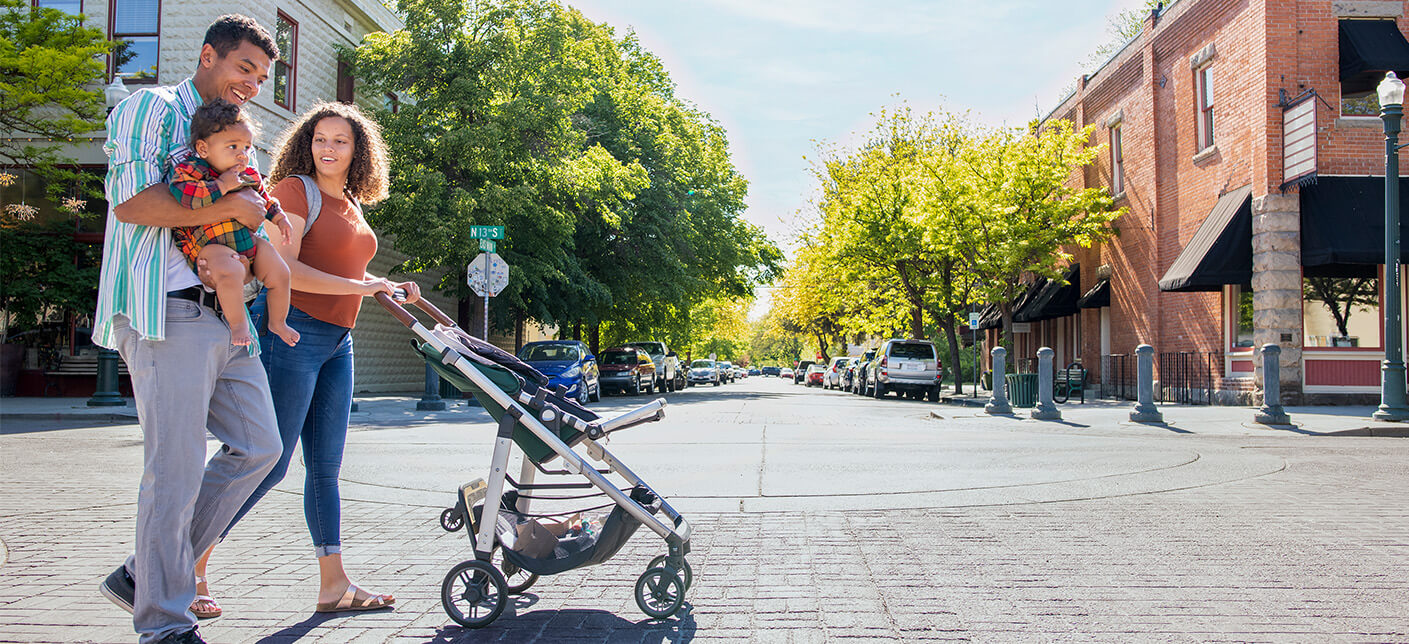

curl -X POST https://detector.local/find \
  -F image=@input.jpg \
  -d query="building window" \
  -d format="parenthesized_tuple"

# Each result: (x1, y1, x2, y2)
(273, 12, 297, 110)
(336, 61, 354, 104)
(110, 0, 159, 83)
(383, 92, 399, 114)
(1230, 285, 1253, 349)
(35, 0, 82, 14)
(1109, 124, 1123, 195)
(1303, 275, 1381, 348)
(1195, 64, 1214, 151)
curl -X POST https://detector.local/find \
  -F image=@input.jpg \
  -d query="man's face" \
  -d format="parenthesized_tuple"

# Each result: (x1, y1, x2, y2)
(198, 41, 271, 106)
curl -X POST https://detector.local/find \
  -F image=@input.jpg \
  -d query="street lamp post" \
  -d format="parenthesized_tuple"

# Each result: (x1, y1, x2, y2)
(87, 78, 132, 407)
(1375, 72, 1409, 421)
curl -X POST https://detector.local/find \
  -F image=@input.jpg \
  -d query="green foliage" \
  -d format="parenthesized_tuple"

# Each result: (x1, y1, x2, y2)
(0, 219, 100, 343)
(0, 0, 115, 194)
(345, 0, 779, 341)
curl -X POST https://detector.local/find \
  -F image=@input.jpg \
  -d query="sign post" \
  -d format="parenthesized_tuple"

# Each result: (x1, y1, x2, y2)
(969, 310, 981, 397)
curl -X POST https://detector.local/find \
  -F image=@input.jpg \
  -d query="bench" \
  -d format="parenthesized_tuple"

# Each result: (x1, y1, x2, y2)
(1053, 363, 1087, 404)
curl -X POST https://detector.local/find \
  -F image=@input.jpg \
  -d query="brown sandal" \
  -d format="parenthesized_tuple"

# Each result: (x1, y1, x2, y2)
(191, 576, 222, 619)
(314, 584, 395, 613)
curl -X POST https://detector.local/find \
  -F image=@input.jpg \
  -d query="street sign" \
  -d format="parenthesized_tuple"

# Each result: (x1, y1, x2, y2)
(478, 239, 496, 252)
(968, 312, 980, 328)
(468, 225, 505, 240)
(467, 252, 509, 297)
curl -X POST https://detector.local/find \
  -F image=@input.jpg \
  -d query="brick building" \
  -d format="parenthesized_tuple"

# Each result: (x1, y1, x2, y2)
(1, 0, 541, 395)
(989, 0, 1409, 405)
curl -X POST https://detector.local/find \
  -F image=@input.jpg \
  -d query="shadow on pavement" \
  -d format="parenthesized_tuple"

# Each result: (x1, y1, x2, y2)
(254, 611, 350, 643)
(424, 607, 697, 643)
(0, 418, 119, 435)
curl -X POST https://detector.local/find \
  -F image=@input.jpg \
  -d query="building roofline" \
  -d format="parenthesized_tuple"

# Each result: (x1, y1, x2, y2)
(1042, 0, 1180, 125)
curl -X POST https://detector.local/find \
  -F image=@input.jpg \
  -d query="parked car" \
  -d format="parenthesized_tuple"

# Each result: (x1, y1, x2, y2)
(824, 356, 854, 389)
(517, 340, 599, 404)
(852, 350, 877, 395)
(793, 360, 815, 384)
(732, 366, 747, 380)
(597, 346, 656, 395)
(624, 341, 684, 393)
(717, 361, 736, 383)
(804, 363, 826, 387)
(864, 339, 943, 401)
(687, 359, 721, 386)
(761, 366, 781, 377)
(779, 367, 795, 380)
(748, 368, 761, 376)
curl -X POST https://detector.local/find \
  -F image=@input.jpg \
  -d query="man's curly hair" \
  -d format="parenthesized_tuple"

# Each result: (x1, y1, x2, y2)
(189, 99, 256, 145)
(269, 102, 388, 204)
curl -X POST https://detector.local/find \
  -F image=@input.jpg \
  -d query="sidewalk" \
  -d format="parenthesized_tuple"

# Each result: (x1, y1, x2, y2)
(6, 390, 1409, 437)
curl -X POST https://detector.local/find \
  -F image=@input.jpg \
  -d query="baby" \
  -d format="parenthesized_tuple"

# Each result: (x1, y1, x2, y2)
(170, 100, 299, 347)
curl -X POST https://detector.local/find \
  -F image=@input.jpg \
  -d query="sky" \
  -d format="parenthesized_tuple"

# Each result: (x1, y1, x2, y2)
(564, 0, 1153, 318)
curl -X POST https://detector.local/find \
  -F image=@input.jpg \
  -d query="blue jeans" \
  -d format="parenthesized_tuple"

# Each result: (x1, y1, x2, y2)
(224, 294, 354, 556)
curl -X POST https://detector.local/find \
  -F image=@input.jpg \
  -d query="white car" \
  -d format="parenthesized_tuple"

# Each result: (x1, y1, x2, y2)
(779, 367, 795, 379)
(824, 356, 854, 389)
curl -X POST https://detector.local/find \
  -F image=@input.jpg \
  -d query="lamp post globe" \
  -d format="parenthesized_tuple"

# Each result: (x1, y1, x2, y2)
(1375, 72, 1409, 421)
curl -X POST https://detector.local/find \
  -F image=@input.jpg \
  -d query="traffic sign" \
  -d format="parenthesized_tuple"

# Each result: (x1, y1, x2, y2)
(478, 239, 496, 252)
(468, 225, 505, 240)
(968, 312, 981, 328)
(468, 252, 509, 297)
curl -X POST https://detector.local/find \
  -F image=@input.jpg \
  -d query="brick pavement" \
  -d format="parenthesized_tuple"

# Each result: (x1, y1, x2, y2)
(3, 397, 1409, 642)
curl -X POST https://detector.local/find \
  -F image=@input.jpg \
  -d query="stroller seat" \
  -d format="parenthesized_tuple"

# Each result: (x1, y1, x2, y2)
(474, 487, 662, 577)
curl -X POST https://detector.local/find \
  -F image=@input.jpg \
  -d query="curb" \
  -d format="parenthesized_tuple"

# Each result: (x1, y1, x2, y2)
(1, 410, 139, 423)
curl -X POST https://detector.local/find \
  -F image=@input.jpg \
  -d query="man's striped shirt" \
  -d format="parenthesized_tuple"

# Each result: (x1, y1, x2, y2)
(93, 78, 259, 353)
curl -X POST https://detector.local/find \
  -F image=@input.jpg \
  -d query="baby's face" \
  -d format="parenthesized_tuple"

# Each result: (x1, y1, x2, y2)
(197, 121, 255, 174)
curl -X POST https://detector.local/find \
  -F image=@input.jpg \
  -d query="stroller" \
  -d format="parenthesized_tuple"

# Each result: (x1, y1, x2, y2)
(376, 293, 692, 627)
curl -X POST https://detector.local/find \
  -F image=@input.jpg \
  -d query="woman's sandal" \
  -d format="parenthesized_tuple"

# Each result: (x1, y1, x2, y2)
(191, 576, 222, 620)
(314, 584, 395, 613)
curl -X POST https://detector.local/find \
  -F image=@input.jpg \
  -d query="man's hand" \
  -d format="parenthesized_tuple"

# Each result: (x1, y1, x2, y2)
(221, 190, 267, 230)
(270, 212, 295, 243)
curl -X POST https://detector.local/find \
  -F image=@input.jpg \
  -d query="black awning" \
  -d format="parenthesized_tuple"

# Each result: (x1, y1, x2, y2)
(1077, 278, 1110, 308)
(1340, 20, 1409, 96)
(1015, 265, 1081, 322)
(1302, 175, 1409, 269)
(1158, 185, 1253, 292)
(977, 279, 1045, 330)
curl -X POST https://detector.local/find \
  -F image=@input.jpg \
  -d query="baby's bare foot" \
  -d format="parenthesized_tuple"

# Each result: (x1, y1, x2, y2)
(269, 321, 300, 347)
(230, 325, 253, 347)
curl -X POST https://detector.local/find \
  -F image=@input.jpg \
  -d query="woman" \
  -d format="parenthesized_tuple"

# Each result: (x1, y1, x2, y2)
(190, 101, 419, 617)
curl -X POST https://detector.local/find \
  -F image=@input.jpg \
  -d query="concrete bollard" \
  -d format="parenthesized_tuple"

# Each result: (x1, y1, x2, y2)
(1032, 347, 1062, 420)
(985, 346, 1013, 415)
(417, 362, 448, 411)
(1129, 344, 1164, 423)
(1254, 343, 1290, 424)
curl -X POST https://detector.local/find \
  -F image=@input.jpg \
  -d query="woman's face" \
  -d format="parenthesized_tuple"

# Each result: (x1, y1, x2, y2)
(310, 116, 355, 183)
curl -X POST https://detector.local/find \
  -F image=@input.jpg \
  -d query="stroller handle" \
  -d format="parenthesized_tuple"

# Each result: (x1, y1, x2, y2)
(374, 289, 457, 329)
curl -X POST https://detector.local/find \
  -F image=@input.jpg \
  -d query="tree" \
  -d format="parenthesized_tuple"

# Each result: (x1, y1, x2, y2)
(0, 0, 115, 192)
(944, 119, 1122, 366)
(1304, 277, 1378, 340)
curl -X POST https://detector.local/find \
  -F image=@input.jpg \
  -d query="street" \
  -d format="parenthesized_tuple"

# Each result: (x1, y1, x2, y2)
(2, 377, 1408, 642)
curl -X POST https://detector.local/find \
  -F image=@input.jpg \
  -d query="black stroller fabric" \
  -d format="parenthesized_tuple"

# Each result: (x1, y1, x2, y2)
(484, 486, 662, 577)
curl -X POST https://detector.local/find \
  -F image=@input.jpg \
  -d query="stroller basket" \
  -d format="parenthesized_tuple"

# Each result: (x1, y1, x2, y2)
(474, 486, 662, 577)
(374, 292, 691, 628)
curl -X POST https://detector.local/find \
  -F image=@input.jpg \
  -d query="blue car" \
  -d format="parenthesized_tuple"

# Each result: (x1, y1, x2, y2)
(517, 340, 600, 404)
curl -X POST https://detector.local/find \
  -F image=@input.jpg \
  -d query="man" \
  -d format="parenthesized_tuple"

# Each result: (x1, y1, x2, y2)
(95, 15, 283, 644)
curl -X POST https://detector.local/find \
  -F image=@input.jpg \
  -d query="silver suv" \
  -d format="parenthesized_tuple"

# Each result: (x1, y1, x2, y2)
(866, 339, 942, 401)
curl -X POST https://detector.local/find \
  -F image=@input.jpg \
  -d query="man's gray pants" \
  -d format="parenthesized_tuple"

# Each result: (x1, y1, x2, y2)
(113, 298, 281, 643)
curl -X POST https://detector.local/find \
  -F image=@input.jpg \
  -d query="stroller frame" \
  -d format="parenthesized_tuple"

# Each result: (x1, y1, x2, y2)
(376, 293, 692, 626)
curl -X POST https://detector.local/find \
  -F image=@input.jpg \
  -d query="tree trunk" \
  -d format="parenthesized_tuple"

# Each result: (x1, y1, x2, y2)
(938, 318, 962, 396)
(457, 297, 471, 331)
(910, 305, 924, 339)
(514, 309, 524, 352)
(572, 321, 581, 342)
(589, 323, 600, 356)
(1000, 305, 1015, 372)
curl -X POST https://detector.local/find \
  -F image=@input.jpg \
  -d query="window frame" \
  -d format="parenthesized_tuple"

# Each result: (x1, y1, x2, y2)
(1195, 63, 1215, 151)
(33, 0, 83, 12)
(273, 11, 298, 111)
(336, 60, 354, 104)
(1228, 284, 1254, 352)
(1109, 123, 1124, 195)
(107, 0, 160, 84)
(384, 92, 400, 115)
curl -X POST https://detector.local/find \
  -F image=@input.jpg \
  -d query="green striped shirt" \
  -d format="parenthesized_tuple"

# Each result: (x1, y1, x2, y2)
(93, 78, 259, 353)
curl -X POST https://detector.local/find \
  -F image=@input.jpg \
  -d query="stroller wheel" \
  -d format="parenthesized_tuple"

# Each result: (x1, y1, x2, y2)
(634, 567, 685, 619)
(440, 508, 465, 532)
(494, 547, 539, 594)
(647, 555, 692, 591)
(441, 559, 507, 628)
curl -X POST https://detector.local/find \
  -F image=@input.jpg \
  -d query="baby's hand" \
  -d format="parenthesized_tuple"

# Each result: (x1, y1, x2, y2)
(216, 167, 245, 193)
(272, 212, 295, 243)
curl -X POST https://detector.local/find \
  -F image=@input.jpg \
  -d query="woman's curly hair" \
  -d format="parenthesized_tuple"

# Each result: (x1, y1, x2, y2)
(189, 98, 256, 145)
(269, 101, 389, 205)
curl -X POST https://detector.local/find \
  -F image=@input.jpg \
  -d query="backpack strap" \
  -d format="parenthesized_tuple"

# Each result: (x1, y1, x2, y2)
(294, 174, 322, 237)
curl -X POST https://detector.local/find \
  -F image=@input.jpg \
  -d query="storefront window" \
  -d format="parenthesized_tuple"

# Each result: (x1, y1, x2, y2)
(1303, 275, 1381, 348)
(1234, 287, 1254, 348)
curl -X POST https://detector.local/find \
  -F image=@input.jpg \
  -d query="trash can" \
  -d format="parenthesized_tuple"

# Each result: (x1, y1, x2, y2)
(1005, 373, 1038, 408)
